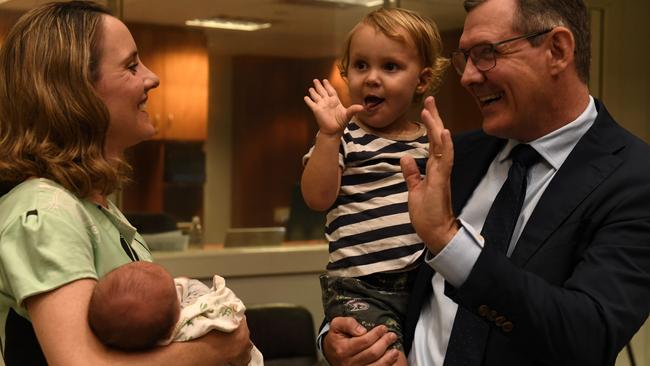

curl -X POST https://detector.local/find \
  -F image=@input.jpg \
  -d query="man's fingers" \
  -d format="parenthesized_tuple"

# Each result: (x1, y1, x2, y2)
(401, 155, 421, 191)
(368, 348, 400, 366)
(425, 95, 443, 127)
(421, 97, 443, 150)
(441, 129, 454, 168)
(330, 316, 368, 337)
(350, 330, 398, 366)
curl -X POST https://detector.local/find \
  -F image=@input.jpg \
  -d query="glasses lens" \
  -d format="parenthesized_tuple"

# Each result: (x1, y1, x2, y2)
(451, 51, 466, 75)
(471, 45, 496, 72)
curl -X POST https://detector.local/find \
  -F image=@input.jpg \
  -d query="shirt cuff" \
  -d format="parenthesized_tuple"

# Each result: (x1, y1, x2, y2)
(425, 218, 483, 287)
(316, 322, 331, 365)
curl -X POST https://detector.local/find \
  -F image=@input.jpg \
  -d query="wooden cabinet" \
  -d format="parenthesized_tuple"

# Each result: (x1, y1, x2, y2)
(122, 140, 205, 222)
(128, 23, 208, 141)
(122, 23, 208, 221)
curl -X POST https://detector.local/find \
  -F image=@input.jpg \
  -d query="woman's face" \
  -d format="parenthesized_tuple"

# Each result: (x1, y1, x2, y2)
(94, 15, 160, 158)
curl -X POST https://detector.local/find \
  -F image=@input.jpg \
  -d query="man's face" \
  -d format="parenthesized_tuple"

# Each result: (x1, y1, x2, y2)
(458, 0, 552, 141)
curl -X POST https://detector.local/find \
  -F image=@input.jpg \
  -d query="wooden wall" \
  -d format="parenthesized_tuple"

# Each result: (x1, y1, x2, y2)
(230, 56, 330, 227)
(229, 29, 483, 228)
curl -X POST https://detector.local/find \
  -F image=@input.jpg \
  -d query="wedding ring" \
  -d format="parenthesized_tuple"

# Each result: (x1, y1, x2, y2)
(434, 153, 443, 158)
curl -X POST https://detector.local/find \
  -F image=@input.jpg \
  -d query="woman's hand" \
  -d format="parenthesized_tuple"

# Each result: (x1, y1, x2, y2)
(206, 317, 253, 366)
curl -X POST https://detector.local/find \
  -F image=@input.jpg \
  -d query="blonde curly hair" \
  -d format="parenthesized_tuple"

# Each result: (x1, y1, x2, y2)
(338, 7, 450, 103)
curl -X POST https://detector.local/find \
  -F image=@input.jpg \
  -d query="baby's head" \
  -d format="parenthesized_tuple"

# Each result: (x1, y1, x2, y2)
(88, 261, 180, 350)
(339, 7, 449, 104)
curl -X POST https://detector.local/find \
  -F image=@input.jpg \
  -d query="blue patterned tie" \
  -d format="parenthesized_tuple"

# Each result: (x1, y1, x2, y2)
(443, 144, 541, 366)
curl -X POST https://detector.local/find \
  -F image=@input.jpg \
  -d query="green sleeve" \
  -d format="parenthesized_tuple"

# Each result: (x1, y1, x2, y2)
(0, 206, 98, 308)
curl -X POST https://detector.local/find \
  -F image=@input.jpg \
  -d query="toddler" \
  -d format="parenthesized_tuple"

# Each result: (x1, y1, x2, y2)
(301, 7, 449, 365)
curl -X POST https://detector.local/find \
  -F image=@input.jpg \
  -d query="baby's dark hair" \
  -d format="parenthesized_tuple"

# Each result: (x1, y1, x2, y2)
(88, 261, 179, 350)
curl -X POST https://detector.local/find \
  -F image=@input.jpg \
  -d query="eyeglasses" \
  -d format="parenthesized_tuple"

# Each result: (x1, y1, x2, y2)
(451, 28, 553, 75)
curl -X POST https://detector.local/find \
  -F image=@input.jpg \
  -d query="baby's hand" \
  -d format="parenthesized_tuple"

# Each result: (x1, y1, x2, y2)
(303, 79, 363, 136)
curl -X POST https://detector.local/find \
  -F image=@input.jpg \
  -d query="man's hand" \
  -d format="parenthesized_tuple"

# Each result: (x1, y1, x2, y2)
(400, 96, 458, 254)
(304, 79, 363, 136)
(323, 317, 400, 366)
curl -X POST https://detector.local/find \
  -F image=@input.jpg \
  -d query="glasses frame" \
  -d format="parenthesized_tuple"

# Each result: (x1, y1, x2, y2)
(451, 28, 554, 75)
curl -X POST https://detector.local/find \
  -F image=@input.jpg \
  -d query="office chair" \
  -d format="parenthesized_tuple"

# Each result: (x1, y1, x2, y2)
(246, 303, 319, 366)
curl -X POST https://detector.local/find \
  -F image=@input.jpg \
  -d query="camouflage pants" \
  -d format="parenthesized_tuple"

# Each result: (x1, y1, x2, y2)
(320, 269, 417, 352)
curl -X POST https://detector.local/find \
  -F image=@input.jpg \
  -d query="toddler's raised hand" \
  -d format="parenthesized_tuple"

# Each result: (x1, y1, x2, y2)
(304, 79, 363, 136)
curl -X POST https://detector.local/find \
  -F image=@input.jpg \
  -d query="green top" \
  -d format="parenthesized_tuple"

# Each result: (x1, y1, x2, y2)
(0, 178, 152, 351)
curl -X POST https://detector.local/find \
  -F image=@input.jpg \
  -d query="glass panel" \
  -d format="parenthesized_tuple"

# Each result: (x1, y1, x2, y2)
(0, 0, 476, 244)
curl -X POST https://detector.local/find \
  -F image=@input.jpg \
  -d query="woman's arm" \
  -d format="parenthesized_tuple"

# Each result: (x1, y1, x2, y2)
(25, 278, 252, 366)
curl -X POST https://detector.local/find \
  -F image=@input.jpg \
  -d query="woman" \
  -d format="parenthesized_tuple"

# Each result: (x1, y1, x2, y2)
(0, 2, 252, 365)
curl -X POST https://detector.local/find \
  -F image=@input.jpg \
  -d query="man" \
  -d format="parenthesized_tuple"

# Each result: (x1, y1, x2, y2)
(321, 0, 650, 365)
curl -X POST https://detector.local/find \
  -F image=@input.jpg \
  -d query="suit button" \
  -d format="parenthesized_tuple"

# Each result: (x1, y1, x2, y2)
(478, 305, 490, 317)
(495, 316, 506, 326)
(501, 321, 514, 332)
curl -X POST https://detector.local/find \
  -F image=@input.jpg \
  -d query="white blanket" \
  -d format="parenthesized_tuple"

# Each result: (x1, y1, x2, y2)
(161, 275, 264, 365)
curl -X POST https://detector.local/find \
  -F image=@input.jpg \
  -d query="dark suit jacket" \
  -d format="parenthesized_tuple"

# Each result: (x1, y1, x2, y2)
(403, 100, 650, 365)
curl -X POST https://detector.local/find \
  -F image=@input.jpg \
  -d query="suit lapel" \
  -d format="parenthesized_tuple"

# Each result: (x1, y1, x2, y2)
(511, 103, 626, 265)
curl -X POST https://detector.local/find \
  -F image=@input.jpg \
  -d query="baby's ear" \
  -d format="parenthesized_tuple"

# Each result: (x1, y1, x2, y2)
(416, 67, 434, 94)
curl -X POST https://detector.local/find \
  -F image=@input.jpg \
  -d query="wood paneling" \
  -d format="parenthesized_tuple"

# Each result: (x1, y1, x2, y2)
(231, 56, 330, 227)
(129, 23, 208, 141)
(122, 140, 165, 213)
(230, 36, 482, 228)
(437, 29, 484, 134)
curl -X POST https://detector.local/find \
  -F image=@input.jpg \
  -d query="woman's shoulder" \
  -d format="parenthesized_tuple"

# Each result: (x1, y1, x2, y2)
(0, 178, 87, 228)
(1, 178, 80, 205)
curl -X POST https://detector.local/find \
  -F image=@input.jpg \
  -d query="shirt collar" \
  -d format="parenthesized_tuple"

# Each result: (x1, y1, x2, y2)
(498, 96, 597, 170)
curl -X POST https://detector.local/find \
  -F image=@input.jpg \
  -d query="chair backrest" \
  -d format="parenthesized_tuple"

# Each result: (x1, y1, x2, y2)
(246, 303, 318, 366)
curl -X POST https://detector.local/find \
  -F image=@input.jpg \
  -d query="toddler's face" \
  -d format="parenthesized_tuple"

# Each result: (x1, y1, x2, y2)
(345, 24, 428, 134)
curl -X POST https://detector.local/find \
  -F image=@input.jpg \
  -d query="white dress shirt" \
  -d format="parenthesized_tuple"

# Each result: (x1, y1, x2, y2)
(408, 96, 597, 365)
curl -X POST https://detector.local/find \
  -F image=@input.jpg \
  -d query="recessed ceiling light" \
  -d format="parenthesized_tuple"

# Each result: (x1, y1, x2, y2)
(313, 0, 387, 7)
(185, 17, 272, 31)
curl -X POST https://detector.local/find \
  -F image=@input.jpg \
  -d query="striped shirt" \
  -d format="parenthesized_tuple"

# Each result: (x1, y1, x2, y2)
(305, 121, 428, 277)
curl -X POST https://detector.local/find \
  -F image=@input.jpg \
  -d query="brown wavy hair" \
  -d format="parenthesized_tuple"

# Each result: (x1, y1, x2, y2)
(338, 7, 450, 103)
(0, 1, 131, 198)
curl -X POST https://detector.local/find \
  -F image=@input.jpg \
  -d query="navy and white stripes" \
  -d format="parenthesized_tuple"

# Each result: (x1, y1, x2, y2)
(305, 121, 428, 277)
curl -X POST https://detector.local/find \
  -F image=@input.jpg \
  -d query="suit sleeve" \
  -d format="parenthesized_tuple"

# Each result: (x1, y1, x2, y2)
(445, 166, 650, 365)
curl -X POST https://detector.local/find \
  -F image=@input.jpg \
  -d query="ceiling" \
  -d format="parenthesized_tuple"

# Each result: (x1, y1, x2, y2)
(0, 0, 467, 57)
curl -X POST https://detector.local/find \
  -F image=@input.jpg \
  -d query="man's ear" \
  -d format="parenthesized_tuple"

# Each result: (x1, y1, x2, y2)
(547, 27, 575, 76)
(416, 67, 434, 94)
